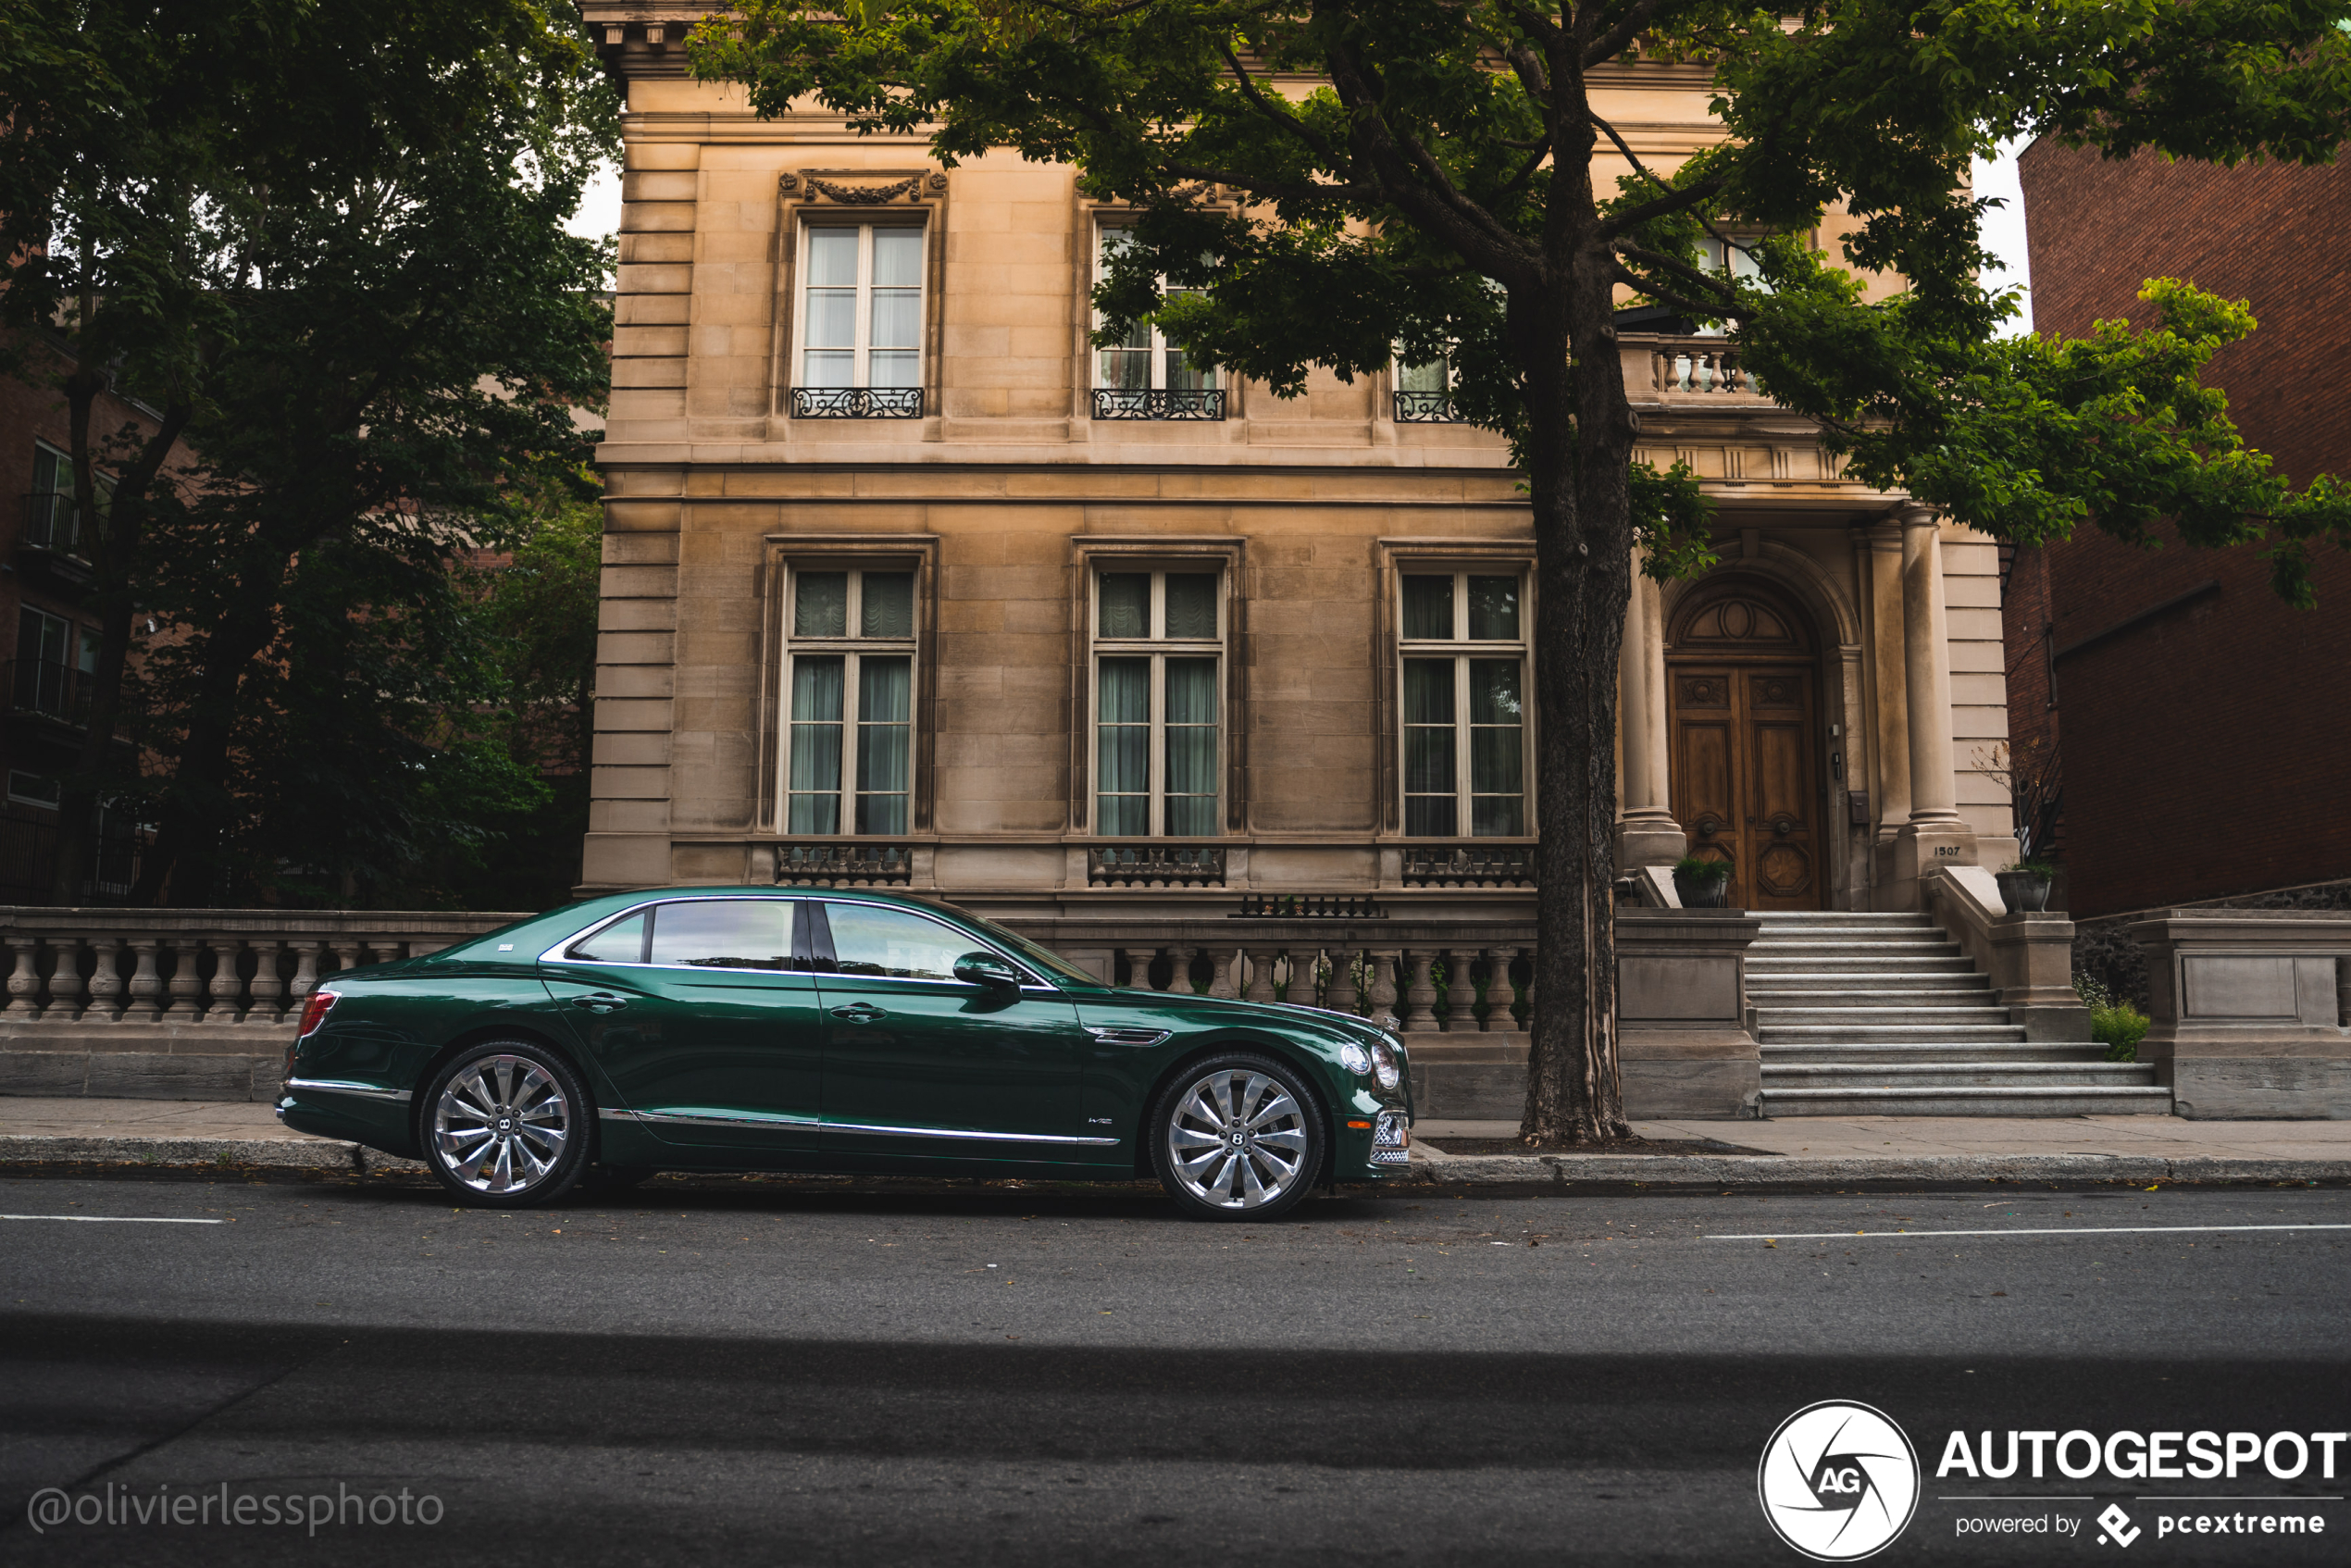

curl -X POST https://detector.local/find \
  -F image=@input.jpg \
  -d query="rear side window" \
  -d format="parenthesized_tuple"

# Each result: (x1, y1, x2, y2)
(647, 900, 794, 971)
(567, 911, 648, 964)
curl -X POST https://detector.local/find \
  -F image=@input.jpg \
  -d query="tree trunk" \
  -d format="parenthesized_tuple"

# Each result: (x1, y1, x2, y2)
(1516, 256, 1642, 1147)
(45, 371, 189, 905)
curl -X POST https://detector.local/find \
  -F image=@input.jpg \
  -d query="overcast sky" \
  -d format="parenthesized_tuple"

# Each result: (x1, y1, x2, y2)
(565, 143, 2034, 333)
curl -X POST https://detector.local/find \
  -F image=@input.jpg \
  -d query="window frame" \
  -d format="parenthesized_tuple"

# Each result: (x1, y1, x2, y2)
(1393, 566, 1532, 840)
(1090, 223, 1221, 395)
(1088, 564, 1227, 839)
(777, 562, 922, 837)
(786, 218, 930, 404)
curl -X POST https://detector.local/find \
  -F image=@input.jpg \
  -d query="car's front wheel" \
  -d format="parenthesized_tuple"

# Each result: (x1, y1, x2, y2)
(1150, 1052, 1325, 1221)
(419, 1041, 590, 1209)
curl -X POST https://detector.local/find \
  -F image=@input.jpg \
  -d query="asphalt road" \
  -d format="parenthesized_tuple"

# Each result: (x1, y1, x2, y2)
(2, 1170, 2346, 1566)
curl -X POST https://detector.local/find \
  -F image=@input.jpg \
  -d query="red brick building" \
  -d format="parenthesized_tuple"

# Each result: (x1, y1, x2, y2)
(0, 334, 184, 901)
(2011, 143, 2351, 919)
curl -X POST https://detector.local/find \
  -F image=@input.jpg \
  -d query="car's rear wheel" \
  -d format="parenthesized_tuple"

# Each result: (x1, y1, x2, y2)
(1150, 1052, 1324, 1222)
(419, 1041, 590, 1209)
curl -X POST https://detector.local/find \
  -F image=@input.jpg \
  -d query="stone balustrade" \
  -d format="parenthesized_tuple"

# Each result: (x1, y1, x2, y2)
(1620, 334, 1770, 401)
(998, 915, 1538, 1033)
(0, 907, 527, 1101)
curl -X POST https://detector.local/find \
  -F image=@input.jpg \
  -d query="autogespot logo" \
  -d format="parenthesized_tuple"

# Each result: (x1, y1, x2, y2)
(1759, 1400, 1922, 1562)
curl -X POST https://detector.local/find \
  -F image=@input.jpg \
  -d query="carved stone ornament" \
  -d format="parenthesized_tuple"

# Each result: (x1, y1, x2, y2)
(809, 175, 923, 205)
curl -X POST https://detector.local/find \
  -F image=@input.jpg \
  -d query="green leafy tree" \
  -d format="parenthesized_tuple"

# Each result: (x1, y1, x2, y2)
(118, 14, 616, 905)
(691, 0, 2351, 1141)
(0, 0, 614, 902)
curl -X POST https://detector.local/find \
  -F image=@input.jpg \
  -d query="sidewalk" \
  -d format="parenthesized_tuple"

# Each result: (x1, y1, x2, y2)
(4, 1098, 2349, 1187)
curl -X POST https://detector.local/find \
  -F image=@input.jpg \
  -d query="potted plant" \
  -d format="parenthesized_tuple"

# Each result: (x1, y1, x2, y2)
(1672, 855, 1733, 909)
(1996, 861, 2056, 913)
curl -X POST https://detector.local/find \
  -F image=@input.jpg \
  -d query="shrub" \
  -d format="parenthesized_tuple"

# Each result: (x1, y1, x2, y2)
(2075, 974, 2150, 1063)
(1673, 856, 1732, 883)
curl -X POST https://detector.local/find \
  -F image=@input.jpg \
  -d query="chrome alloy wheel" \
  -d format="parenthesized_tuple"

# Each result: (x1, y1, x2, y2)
(1164, 1068, 1312, 1210)
(431, 1054, 572, 1195)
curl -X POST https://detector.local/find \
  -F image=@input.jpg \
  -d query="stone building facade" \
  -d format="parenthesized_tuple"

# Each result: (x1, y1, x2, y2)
(579, 16, 2017, 921)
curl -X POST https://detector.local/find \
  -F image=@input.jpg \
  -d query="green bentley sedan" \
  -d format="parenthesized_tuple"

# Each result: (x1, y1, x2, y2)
(278, 888, 1412, 1219)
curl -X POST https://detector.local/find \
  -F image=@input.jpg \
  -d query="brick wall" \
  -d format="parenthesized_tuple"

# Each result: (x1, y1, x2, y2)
(2016, 144, 2351, 916)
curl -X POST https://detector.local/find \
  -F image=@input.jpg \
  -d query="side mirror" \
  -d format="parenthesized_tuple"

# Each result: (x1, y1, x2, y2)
(952, 952, 1023, 989)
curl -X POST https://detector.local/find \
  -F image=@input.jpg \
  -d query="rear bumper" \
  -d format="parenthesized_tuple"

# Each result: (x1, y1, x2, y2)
(276, 1080, 418, 1159)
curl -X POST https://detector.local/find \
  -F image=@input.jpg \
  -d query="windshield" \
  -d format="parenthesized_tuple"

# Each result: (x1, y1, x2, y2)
(961, 914, 1106, 989)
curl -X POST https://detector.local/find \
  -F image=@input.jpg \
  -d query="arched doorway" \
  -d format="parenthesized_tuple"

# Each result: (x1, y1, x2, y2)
(1664, 579, 1826, 910)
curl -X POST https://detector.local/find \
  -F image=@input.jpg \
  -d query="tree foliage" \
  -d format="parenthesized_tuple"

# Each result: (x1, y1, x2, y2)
(690, 0, 2351, 1142)
(0, 1, 617, 905)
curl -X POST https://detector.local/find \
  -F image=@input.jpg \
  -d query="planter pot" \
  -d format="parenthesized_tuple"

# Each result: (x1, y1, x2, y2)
(1996, 870, 2053, 913)
(1673, 872, 1731, 909)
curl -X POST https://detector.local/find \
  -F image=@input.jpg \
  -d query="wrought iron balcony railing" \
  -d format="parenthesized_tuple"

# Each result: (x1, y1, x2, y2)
(6, 659, 91, 727)
(1391, 391, 1462, 423)
(1088, 844, 1226, 888)
(1400, 843, 1537, 888)
(774, 840, 915, 886)
(790, 387, 925, 419)
(20, 492, 85, 558)
(1090, 388, 1225, 421)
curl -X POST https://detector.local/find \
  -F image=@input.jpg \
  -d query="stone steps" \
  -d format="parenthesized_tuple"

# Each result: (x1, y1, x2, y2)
(1748, 912, 2167, 1118)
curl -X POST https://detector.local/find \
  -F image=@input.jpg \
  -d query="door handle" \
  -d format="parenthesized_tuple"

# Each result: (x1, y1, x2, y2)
(830, 1002, 887, 1023)
(570, 993, 628, 1014)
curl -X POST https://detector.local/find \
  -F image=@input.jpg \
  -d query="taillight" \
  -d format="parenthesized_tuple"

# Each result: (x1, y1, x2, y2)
(296, 989, 342, 1039)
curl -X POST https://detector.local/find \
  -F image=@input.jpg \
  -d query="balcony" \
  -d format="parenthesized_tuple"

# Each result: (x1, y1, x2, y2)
(6, 659, 91, 728)
(1088, 844, 1225, 888)
(773, 840, 914, 886)
(1391, 391, 1462, 423)
(1619, 335, 1770, 404)
(1400, 843, 1536, 888)
(1090, 388, 1225, 421)
(21, 492, 84, 557)
(789, 387, 924, 419)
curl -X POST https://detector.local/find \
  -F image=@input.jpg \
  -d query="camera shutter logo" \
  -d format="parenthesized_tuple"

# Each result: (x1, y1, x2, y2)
(1757, 1400, 1921, 1561)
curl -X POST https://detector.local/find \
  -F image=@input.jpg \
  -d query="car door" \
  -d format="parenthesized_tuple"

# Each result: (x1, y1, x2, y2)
(541, 897, 824, 1151)
(811, 900, 1112, 1167)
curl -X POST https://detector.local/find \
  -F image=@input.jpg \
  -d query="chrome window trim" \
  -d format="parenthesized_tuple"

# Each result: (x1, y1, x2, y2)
(536, 893, 1064, 992)
(283, 1077, 410, 1103)
(602, 1105, 1115, 1147)
(537, 894, 809, 969)
(813, 895, 1064, 993)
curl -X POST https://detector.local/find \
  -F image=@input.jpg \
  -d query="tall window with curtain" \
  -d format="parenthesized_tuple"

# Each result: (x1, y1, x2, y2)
(1398, 569, 1528, 837)
(790, 222, 926, 415)
(1092, 566, 1223, 836)
(782, 566, 917, 835)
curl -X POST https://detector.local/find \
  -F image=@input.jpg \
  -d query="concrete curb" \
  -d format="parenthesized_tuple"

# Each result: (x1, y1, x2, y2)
(1406, 1146, 2351, 1187)
(0, 1133, 423, 1172)
(1, 1132, 2342, 1189)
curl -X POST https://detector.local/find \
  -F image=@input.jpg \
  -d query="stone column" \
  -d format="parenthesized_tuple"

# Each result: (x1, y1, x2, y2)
(1891, 504, 1976, 907)
(1862, 521, 1910, 841)
(1616, 562, 1685, 869)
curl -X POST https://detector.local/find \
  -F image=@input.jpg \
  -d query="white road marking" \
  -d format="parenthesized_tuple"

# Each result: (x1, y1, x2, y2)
(1, 1213, 225, 1225)
(1710, 1223, 2351, 1240)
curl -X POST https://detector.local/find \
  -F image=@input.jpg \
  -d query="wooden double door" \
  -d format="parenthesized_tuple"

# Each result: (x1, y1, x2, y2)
(1666, 661, 1825, 911)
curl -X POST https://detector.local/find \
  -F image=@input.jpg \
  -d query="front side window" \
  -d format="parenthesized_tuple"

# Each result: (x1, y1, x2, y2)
(1093, 567, 1222, 837)
(783, 566, 917, 835)
(792, 223, 926, 415)
(823, 902, 990, 983)
(1399, 571, 1527, 837)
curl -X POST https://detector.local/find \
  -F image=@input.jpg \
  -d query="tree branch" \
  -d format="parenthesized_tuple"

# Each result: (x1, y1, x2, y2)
(1613, 242, 1735, 308)
(1213, 37, 1350, 176)
(1588, 109, 1746, 254)
(1159, 160, 1377, 207)
(1581, 0, 1665, 69)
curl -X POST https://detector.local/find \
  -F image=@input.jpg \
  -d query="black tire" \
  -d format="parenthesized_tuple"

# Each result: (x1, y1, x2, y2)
(417, 1039, 591, 1209)
(1148, 1051, 1325, 1223)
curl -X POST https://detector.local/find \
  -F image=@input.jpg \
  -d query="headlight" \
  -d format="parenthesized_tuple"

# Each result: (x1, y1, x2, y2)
(1337, 1040, 1373, 1076)
(1368, 1039, 1401, 1091)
